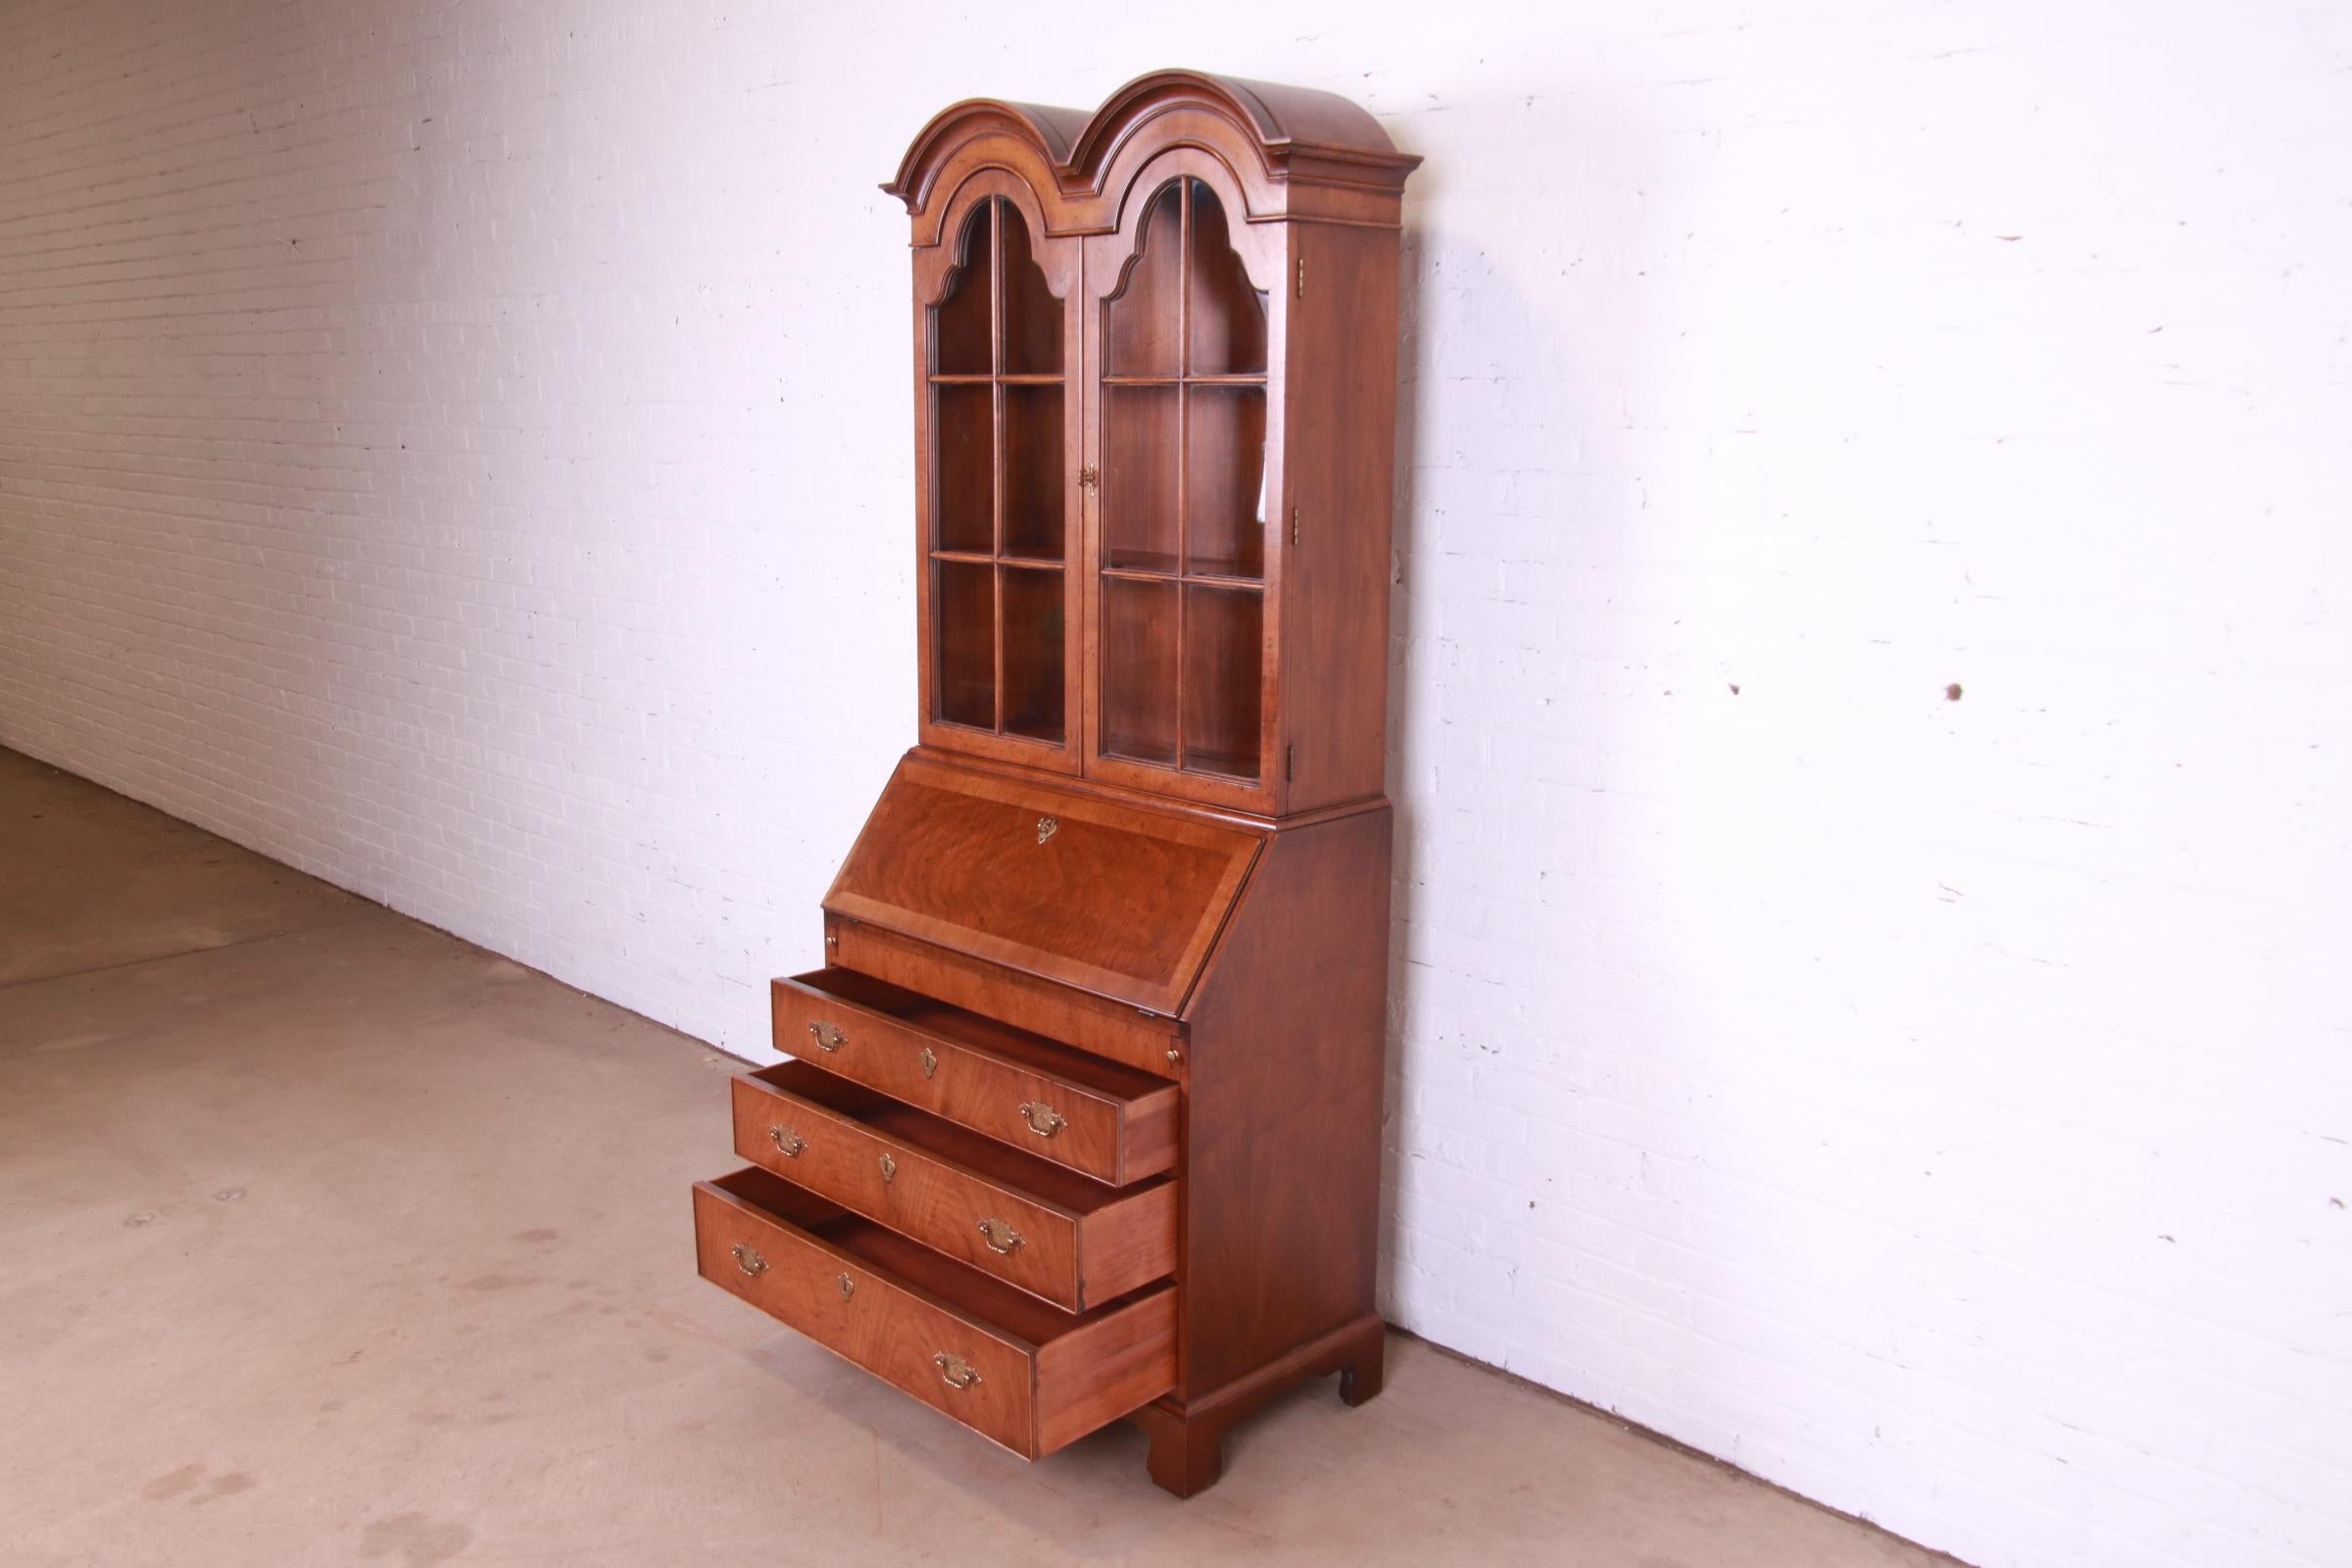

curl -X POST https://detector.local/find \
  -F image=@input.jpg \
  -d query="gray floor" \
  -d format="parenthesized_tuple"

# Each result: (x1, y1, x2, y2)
(0, 747, 1954, 1566)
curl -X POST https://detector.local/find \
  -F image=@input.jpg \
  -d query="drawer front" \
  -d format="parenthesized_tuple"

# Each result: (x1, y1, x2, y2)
(692, 1177, 1035, 1453)
(774, 973, 1175, 1185)
(733, 1069, 1085, 1308)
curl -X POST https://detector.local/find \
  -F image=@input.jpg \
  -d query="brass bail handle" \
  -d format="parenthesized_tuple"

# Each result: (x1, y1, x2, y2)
(934, 1352, 981, 1391)
(976, 1217, 1024, 1255)
(1017, 1102, 1065, 1139)
(768, 1126, 806, 1158)
(807, 1021, 845, 1053)
(730, 1244, 766, 1277)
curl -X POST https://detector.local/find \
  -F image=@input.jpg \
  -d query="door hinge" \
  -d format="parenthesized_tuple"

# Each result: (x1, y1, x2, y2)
(1296, 255, 1305, 297)
(1285, 744, 1295, 782)
(1291, 505, 1299, 548)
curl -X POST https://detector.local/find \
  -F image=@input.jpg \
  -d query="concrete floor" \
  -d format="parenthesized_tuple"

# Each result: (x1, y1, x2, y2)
(0, 746, 1953, 1568)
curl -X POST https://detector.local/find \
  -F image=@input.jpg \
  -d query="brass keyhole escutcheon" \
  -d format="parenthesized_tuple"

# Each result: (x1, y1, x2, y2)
(977, 1217, 1024, 1255)
(731, 1244, 766, 1277)
(768, 1126, 805, 1158)
(838, 1272, 855, 1301)
(1017, 1102, 1065, 1139)
(934, 1352, 981, 1391)
(1036, 815, 1058, 845)
(918, 1045, 938, 1078)
(878, 1152, 897, 1184)
(808, 1021, 845, 1053)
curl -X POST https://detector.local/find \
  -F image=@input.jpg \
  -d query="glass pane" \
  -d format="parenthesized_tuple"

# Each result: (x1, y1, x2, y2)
(1185, 385, 1266, 578)
(1187, 180, 1267, 375)
(1103, 385, 1179, 572)
(1105, 181, 1183, 376)
(1002, 566, 1065, 743)
(934, 383, 994, 553)
(1001, 385, 1063, 561)
(934, 200, 994, 375)
(1183, 585, 1262, 780)
(935, 560, 995, 728)
(1102, 576, 1179, 765)
(1001, 203, 1061, 374)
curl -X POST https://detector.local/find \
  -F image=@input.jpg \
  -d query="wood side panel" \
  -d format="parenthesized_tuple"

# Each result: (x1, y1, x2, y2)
(1077, 1178, 1181, 1308)
(773, 970, 1178, 1186)
(1176, 805, 1392, 1397)
(1034, 1287, 1180, 1455)
(1281, 221, 1402, 812)
(828, 917, 1185, 1077)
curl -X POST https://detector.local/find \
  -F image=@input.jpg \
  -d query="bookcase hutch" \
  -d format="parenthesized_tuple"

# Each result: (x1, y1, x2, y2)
(690, 69, 1418, 1495)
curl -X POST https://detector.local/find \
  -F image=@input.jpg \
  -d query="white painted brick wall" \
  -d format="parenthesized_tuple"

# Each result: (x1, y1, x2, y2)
(2, 3, 2346, 1564)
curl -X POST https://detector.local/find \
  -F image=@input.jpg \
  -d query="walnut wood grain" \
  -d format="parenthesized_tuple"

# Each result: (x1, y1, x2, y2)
(773, 967, 1178, 1186)
(1175, 803, 1392, 1399)
(732, 1059, 1176, 1310)
(823, 753, 1261, 1014)
(694, 1167, 1176, 1459)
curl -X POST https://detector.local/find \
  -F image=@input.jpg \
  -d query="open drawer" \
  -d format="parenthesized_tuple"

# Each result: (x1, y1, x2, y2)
(692, 1167, 1177, 1459)
(774, 967, 1178, 1186)
(734, 1060, 1177, 1311)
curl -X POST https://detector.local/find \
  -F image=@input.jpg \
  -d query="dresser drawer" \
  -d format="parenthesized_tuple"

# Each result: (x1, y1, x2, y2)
(774, 968, 1178, 1186)
(735, 1061, 1177, 1311)
(693, 1168, 1178, 1459)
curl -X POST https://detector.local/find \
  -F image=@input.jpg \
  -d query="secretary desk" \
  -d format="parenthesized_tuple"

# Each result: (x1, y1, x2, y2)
(690, 69, 1419, 1495)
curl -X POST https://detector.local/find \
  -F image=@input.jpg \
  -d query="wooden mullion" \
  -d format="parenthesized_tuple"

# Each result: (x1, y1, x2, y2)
(1173, 179, 1192, 770)
(989, 198, 1007, 734)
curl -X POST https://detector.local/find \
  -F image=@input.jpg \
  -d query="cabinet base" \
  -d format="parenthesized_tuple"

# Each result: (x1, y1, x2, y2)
(1131, 1313, 1386, 1497)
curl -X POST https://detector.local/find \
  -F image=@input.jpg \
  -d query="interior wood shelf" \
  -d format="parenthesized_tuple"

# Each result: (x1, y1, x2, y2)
(1099, 564, 1264, 590)
(1100, 373, 1268, 387)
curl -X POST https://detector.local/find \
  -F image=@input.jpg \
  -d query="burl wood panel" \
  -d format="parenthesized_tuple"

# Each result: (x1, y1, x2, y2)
(824, 754, 1261, 1015)
(773, 968, 1179, 1186)
(732, 1060, 1177, 1310)
(694, 1168, 1176, 1458)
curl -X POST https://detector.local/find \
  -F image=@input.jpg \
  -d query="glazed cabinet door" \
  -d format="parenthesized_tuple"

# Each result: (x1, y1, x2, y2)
(1080, 158, 1286, 810)
(914, 173, 1085, 773)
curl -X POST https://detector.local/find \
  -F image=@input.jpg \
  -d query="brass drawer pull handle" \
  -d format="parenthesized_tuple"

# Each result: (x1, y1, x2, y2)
(807, 1021, 845, 1053)
(918, 1045, 938, 1078)
(1017, 1102, 1065, 1139)
(934, 1352, 981, 1391)
(976, 1217, 1024, 1255)
(731, 1244, 767, 1277)
(878, 1152, 897, 1184)
(838, 1272, 856, 1301)
(768, 1126, 806, 1158)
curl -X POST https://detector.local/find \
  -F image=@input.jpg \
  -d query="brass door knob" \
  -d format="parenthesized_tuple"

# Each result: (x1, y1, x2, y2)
(976, 1217, 1025, 1255)
(1017, 1102, 1065, 1139)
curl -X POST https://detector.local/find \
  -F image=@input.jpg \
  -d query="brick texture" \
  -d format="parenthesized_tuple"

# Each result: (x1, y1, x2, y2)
(2, 5, 2347, 1566)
